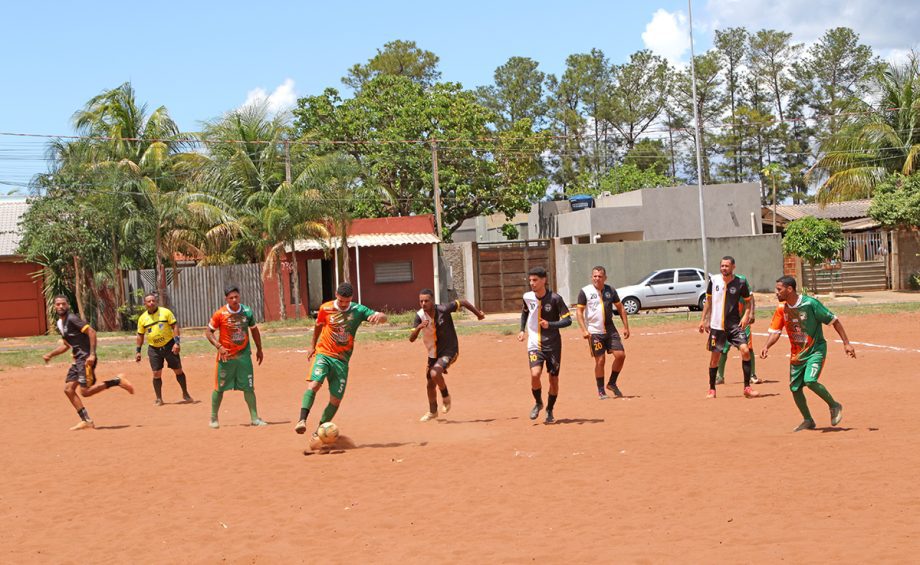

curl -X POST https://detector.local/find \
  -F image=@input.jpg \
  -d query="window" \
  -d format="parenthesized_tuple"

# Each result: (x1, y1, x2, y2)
(678, 269, 702, 282)
(648, 270, 675, 285)
(374, 260, 414, 283)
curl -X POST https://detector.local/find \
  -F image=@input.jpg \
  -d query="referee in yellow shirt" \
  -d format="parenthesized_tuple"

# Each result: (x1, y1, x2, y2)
(135, 293, 193, 405)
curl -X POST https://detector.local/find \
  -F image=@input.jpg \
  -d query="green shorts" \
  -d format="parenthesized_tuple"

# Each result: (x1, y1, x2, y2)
(310, 353, 349, 399)
(215, 353, 255, 392)
(789, 344, 827, 392)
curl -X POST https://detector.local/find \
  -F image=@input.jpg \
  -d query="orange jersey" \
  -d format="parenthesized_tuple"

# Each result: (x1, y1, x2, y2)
(314, 301, 376, 361)
(768, 295, 836, 363)
(208, 304, 256, 358)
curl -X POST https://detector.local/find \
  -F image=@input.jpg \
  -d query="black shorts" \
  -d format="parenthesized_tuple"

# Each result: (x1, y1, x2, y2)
(65, 358, 96, 387)
(148, 340, 182, 371)
(590, 330, 624, 357)
(528, 348, 561, 376)
(427, 352, 458, 374)
(707, 328, 748, 352)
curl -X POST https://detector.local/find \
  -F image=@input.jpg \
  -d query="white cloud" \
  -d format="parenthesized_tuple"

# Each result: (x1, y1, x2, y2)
(642, 9, 690, 64)
(705, 0, 920, 51)
(240, 78, 297, 114)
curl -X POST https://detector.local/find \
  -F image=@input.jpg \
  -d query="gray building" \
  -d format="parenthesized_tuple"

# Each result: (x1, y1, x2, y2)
(530, 183, 762, 244)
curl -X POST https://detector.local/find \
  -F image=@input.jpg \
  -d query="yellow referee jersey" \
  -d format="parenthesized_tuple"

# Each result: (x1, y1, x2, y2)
(137, 307, 178, 348)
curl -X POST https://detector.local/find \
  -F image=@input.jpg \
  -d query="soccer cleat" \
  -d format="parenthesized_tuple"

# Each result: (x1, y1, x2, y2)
(419, 411, 438, 422)
(606, 383, 623, 398)
(117, 375, 135, 394)
(750, 375, 762, 385)
(707, 389, 717, 399)
(69, 419, 94, 431)
(182, 395, 194, 403)
(544, 409, 555, 424)
(154, 398, 164, 406)
(529, 403, 543, 420)
(598, 390, 609, 400)
(830, 403, 843, 426)
(714, 375, 725, 385)
(793, 419, 816, 432)
(441, 396, 451, 414)
(743, 387, 760, 398)
(294, 420, 307, 434)
(209, 418, 220, 429)
(251, 418, 268, 427)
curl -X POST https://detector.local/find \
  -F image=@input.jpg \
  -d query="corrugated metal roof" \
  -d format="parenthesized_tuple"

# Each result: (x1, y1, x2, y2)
(0, 200, 29, 257)
(839, 217, 881, 231)
(771, 199, 872, 221)
(294, 232, 440, 251)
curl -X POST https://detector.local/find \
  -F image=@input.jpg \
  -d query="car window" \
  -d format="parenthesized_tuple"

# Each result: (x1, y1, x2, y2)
(648, 270, 675, 285)
(678, 269, 702, 282)
(634, 272, 656, 285)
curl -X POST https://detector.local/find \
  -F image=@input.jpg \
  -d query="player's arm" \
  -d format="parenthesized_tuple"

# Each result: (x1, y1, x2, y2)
(760, 308, 785, 358)
(85, 326, 98, 365)
(368, 311, 388, 324)
(459, 299, 485, 320)
(135, 331, 144, 363)
(171, 321, 181, 354)
(409, 313, 426, 342)
(250, 325, 264, 365)
(306, 319, 323, 360)
(699, 279, 713, 333)
(575, 305, 589, 338)
(614, 301, 630, 339)
(43, 340, 70, 363)
(740, 297, 753, 330)
(831, 319, 856, 358)
(542, 299, 572, 329)
(759, 331, 782, 358)
(204, 324, 229, 361)
(517, 302, 527, 342)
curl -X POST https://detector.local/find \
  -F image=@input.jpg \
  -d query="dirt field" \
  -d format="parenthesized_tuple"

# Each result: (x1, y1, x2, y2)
(3, 310, 919, 563)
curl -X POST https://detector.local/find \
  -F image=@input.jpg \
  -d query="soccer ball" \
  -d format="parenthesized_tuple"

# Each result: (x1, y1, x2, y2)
(317, 422, 339, 444)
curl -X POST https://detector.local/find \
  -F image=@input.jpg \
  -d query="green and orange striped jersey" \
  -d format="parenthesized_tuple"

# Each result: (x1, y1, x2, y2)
(314, 301, 376, 361)
(768, 294, 836, 364)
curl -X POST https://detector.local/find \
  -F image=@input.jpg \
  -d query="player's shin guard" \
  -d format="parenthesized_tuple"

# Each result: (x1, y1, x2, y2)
(805, 381, 836, 407)
(211, 390, 224, 419)
(320, 403, 338, 424)
(243, 390, 259, 420)
(742, 359, 752, 387)
(792, 388, 812, 420)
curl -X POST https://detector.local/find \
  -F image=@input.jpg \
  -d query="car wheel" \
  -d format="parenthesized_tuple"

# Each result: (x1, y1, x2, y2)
(622, 297, 640, 315)
(697, 294, 706, 311)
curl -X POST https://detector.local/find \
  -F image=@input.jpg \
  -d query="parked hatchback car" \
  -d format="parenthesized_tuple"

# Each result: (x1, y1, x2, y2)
(616, 268, 708, 315)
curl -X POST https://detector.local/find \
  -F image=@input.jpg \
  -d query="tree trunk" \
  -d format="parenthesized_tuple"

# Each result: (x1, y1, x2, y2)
(339, 219, 351, 283)
(289, 241, 302, 319)
(277, 254, 287, 321)
(73, 255, 85, 319)
(155, 229, 167, 307)
(112, 231, 124, 328)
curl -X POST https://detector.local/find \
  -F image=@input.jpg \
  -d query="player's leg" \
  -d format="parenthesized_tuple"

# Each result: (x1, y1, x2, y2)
(801, 352, 842, 425)
(590, 335, 607, 398)
(318, 359, 348, 426)
(297, 355, 330, 433)
(422, 374, 439, 421)
(607, 333, 626, 398)
(529, 350, 544, 420)
(149, 347, 165, 404)
(737, 336, 757, 396)
(211, 360, 229, 428)
(432, 355, 454, 413)
(78, 361, 132, 397)
(716, 343, 729, 385)
(64, 375, 93, 430)
(544, 350, 561, 423)
(163, 347, 192, 402)
(789, 363, 816, 431)
(707, 336, 723, 397)
(152, 370, 164, 405)
(746, 329, 760, 384)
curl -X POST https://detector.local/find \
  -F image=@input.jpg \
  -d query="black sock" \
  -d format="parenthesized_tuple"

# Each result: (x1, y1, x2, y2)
(532, 388, 543, 406)
(440, 387, 449, 398)
(176, 374, 189, 395)
(595, 377, 604, 391)
(153, 378, 163, 399)
(299, 408, 309, 421)
(709, 367, 717, 390)
(608, 371, 620, 386)
(77, 407, 89, 421)
(742, 360, 752, 387)
(104, 377, 121, 388)
(547, 394, 558, 411)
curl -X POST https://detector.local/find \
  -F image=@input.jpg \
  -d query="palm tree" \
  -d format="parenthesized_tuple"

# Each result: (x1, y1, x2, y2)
(810, 56, 920, 202)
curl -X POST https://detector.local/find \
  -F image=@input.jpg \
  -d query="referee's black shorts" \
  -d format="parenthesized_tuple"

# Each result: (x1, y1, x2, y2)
(148, 339, 182, 371)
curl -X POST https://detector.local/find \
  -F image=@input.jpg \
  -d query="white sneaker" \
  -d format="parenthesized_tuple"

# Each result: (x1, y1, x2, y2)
(70, 420, 94, 431)
(419, 411, 438, 422)
(440, 396, 451, 414)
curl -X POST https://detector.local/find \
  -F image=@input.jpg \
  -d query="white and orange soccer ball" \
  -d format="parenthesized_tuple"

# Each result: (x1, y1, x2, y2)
(316, 422, 339, 444)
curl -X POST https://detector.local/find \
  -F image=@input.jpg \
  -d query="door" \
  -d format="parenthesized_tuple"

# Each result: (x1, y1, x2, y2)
(673, 269, 705, 307)
(643, 270, 677, 307)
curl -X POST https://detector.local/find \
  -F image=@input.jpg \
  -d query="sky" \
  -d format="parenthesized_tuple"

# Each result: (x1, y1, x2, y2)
(1, 0, 918, 195)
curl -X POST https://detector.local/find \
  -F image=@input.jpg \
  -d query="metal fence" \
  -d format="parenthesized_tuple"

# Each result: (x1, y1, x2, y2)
(841, 231, 888, 263)
(126, 263, 265, 327)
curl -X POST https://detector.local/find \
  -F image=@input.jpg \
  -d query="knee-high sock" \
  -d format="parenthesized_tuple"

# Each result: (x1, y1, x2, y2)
(742, 359, 752, 387)
(300, 389, 316, 421)
(547, 394, 557, 411)
(717, 351, 728, 380)
(176, 374, 189, 395)
(709, 367, 717, 389)
(532, 388, 543, 406)
(210, 390, 223, 419)
(792, 388, 812, 420)
(805, 381, 837, 407)
(749, 354, 756, 377)
(153, 377, 163, 399)
(243, 390, 259, 420)
(320, 402, 339, 424)
(608, 370, 620, 386)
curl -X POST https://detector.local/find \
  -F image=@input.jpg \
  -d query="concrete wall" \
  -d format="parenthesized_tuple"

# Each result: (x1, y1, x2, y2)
(441, 242, 476, 301)
(895, 229, 920, 289)
(452, 213, 530, 243)
(555, 234, 783, 304)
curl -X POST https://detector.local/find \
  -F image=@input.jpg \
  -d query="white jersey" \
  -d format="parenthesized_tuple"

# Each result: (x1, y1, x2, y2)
(521, 289, 570, 351)
(415, 308, 436, 357)
(576, 284, 620, 334)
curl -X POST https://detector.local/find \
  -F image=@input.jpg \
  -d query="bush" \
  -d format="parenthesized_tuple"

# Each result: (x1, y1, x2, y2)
(910, 272, 920, 291)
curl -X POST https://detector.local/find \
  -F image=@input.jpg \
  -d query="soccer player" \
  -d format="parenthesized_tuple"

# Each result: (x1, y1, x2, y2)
(715, 273, 761, 386)
(294, 282, 387, 448)
(42, 295, 134, 430)
(409, 289, 486, 421)
(134, 292, 192, 405)
(518, 266, 572, 424)
(204, 285, 265, 428)
(575, 266, 630, 399)
(760, 276, 854, 432)
(699, 256, 758, 399)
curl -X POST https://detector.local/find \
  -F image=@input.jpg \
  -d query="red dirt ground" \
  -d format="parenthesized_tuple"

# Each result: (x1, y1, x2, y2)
(3, 311, 919, 563)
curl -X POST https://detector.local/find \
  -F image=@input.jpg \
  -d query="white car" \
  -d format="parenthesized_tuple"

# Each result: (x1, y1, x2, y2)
(616, 268, 708, 315)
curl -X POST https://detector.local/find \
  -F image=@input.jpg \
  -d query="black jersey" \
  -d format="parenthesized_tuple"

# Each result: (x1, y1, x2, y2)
(414, 301, 460, 358)
(706, 275, 751, 331)
(521, 289, 571, 350)
(56, 312, 91, 360)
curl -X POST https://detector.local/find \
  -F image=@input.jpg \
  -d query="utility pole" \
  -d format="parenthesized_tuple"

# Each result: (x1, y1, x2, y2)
(284, 140, 300, 319)
(688, 0, 709, 276)
(431, 140, 443, 304)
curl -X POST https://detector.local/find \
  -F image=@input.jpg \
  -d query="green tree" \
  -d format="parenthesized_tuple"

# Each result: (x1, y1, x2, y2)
(748, 29, 802, 123)
(343, 40, 441, 91)
(476, 56, 547, 131)
(715, 27, 750, 182)
(671, 51, 726, 183)
(782, 216, 845, 291)
(623, 138, 671, 176)
(579, 162, 673, 196)
(868, 173, 920, 228)
(608, 50, 670, 153)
